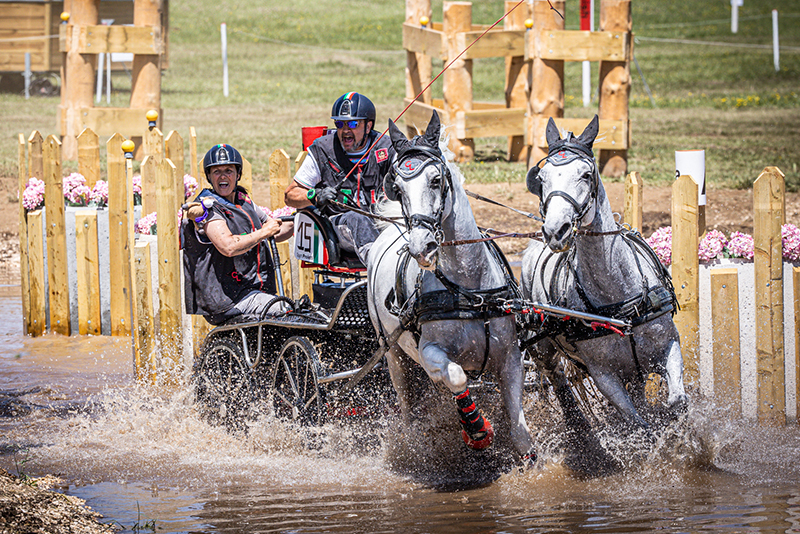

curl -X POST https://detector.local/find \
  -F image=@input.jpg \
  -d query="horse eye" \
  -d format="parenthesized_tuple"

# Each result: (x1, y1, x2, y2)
(430, 176, 441, 187)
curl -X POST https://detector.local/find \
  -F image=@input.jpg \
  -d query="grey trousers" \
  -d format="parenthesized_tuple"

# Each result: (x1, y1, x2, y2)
(331, 211, 379, 264)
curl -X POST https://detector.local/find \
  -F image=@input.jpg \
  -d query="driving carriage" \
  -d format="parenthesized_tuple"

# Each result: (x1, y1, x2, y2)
(192, 112, 688, 470)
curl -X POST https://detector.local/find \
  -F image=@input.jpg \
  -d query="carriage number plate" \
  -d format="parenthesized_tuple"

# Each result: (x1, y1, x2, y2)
(293, 212, 325, 264)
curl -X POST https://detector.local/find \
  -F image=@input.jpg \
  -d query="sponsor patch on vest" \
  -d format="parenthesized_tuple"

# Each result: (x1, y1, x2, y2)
(375, 148, 389, 163)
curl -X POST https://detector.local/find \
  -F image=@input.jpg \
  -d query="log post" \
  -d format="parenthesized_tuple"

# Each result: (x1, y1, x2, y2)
(623, 171, 642, 231)
(165, 130, 185, 211)
(598, 0, 631, 177)
(27, 211, 46, 337)
(18, 134, 30, 335)
(134, 240, 156, 382)
(108, 135, 134, 336)
(77, 128, 100, 189)
(443, 1, 474, 161)
(504, 0, 531, 162)
(753, 166, 785, 426)
(60, 0, 99, 161)
(269, 149, 292, 298)
(75, 210, 101, 336)
(44, 135, 70, 336)
(189, 127, 198, 180)
(130, 0, 164, 152)
(671, 174, 699, 387)
(406, 0, 433, 138)
(142, 125, 163, 214)
(527, 0, 565, 165)
(157, 157, 183, 376)
(711, 268, 741, 415)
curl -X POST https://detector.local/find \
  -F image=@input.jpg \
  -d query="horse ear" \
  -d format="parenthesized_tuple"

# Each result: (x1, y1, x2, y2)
(526, 165, 542, 198)
(545, 117, 561, 148)
(577, 114, 599, 148)
(388, 118, 411, 155)
(423, 110, 441, 148)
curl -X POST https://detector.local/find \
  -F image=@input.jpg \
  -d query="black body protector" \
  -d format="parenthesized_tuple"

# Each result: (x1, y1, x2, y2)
(307, 130, 393, 214)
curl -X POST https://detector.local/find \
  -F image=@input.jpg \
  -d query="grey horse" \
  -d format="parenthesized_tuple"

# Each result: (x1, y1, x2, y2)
(366, 111, 537, 464)
(521, 115, 688, 441)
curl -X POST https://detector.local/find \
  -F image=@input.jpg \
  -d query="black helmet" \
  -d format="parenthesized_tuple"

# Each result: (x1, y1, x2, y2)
(331, 92, 376, 126)
(203, 144, 243, 179)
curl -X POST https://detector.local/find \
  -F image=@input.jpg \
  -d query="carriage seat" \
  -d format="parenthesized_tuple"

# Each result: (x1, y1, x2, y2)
(297, 209, 365, 271)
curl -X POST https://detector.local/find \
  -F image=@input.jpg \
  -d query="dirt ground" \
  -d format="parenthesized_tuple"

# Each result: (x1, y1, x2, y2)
(2, 175, 799, 283)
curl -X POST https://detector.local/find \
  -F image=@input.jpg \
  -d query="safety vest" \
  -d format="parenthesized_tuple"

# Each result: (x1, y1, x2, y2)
(182, 187, 276, 324)
(307, 130, 394, 213)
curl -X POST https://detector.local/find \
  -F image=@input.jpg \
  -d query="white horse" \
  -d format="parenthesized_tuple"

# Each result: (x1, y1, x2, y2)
(521, 115, 688, 436)
(366, 111, 537, 464)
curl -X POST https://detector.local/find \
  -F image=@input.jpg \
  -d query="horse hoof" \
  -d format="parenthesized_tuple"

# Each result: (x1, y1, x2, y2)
(461, 418, 494, 450)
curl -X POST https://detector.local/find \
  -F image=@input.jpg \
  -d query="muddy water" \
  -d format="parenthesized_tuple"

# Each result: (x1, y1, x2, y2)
(2, 295, 800, 533)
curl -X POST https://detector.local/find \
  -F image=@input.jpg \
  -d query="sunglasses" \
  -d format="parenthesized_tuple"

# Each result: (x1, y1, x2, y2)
(334, 120, 360, 129)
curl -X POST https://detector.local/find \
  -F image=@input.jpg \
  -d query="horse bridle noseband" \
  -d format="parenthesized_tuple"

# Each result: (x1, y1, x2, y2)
(389, 145, 453, 244)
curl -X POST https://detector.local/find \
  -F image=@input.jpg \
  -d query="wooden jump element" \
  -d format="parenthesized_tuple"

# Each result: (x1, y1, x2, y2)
(403, 0, 631, 173)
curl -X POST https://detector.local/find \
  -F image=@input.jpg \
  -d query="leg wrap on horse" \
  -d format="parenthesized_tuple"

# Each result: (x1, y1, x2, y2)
(454, 389, 494, 450)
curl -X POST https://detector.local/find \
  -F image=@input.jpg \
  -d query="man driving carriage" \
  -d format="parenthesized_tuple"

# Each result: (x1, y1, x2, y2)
(182, 144, 294, 325)
(284, 92, 395, 264)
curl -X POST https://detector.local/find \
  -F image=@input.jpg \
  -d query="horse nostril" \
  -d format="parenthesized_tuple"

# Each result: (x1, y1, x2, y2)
(554, 221, 571, 243)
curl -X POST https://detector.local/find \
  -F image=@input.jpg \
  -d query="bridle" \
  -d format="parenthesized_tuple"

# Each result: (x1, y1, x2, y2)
(529, 137, 600, 232)
(386, 144, 453, 245)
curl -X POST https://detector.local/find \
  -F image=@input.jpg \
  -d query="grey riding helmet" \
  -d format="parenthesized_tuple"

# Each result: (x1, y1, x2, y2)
(331, 92, 376, 126)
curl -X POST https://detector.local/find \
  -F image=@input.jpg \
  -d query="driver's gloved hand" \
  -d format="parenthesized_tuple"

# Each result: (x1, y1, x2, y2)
(309, 186, 337, 209)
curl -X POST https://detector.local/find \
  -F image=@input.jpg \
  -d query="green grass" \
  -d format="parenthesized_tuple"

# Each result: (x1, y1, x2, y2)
(1, 0, 799, 190)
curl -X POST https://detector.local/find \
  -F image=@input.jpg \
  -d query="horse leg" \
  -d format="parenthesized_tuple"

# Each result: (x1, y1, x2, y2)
(534, 339, 594, 435)
(385, 345, 414, 420)
(664, 339, 689, 409)
(418, 339, 494, 450)
(588, 367, 649, 430)
(497, 344, 537, 463)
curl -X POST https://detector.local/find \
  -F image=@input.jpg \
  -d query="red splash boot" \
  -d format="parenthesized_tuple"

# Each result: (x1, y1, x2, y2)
(454, 389, 494, 450)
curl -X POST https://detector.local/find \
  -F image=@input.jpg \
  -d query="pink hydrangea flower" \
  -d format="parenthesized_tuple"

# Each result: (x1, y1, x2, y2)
(725, 232, 754, 260)
(63, 172, 89, 206)
(646, 226, 672, 266)
(184, 174, 199, 200)
(90, 180, 109, 206)
(136, 211, 158, 235)
(258, 205, 296, 219)
(782, 224, 800, 262)
(23, 177, 45, 211)
(698, 229, 727, 262)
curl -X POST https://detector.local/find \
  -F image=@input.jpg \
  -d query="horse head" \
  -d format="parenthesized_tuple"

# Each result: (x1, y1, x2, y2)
(526, 115, 600, 252)
(385, 111, 452, 269)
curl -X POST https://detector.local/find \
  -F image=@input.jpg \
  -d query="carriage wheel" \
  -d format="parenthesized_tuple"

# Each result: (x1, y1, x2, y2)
(271, 336, 325, 426)
(193, 336, 254, 427)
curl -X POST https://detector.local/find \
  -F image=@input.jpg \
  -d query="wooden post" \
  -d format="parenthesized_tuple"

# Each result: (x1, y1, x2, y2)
(157, 157, 183, 373)
(406, 0, 433, 137)
(443, 1, 474, 161)
(189, 127, 198, 180)
(269, 149, 292, 298)
(504, 0, 530, 162)
(107, 134, 133, 336)
(44, 135, 70, 336)
(165, 130, 185, 210)
(134, 240, 155, 382)
(60, 0, 99, 160)
(624, 171, 642, 231)
(18, 134, 31, 335)
(711, 268, 741, 415)
(597, 0, 631, 177)
(75, 210, 101, 336)
(130, 0, 163, 151)
(794, 266, 800, 425)
(753, 166, 785, 426)
(295, 151, 314, 301)
(527, 0, 565, 165)
(27, 211, 46, 337)
(28, 131, 44, 181)
(671, 174, 699, 386)
(142, 126, 163, 215)
(77, 128, 100, 189)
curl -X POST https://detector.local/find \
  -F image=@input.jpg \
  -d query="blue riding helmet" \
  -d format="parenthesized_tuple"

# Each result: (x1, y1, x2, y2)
(203, 144, 243, 180)
(331, 92, 376, 126)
